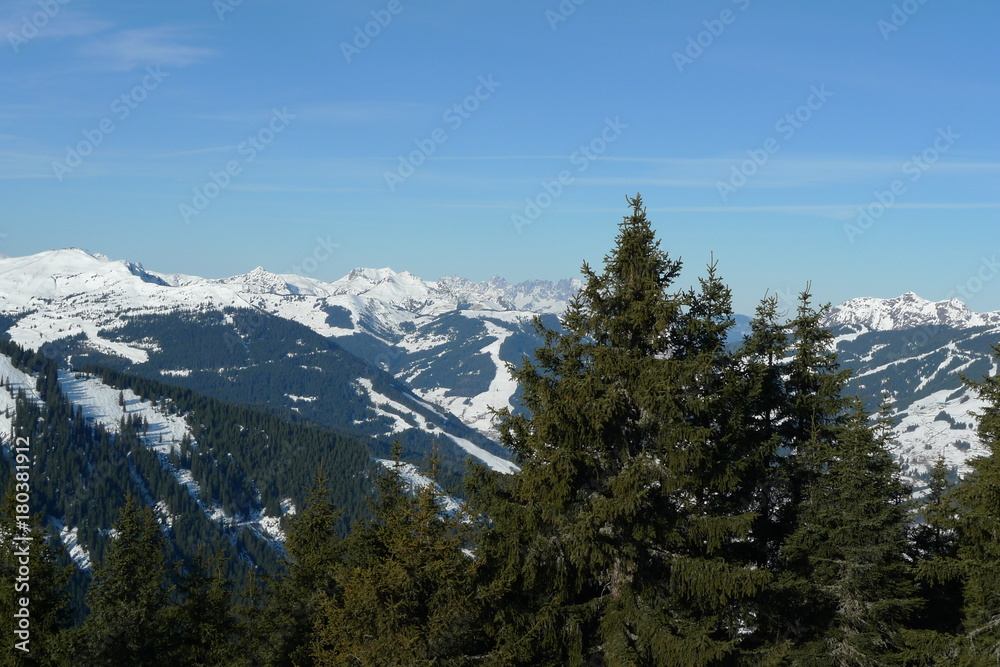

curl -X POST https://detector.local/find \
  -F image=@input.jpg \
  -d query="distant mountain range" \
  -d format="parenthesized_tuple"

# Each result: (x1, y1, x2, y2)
(827, 291, 1000, 331)
(1, 247, 998, 573)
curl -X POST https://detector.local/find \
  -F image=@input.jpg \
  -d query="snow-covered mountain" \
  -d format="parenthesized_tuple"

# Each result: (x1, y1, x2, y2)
(436, 275, 582, 315)
(0, 249, 568, 473)
(826, 291, 1000, 332)
(1, 248, 996, 492)
(218, 263, 580, 343)
(212, 266, 579, 435)
(0, 340, 380, 581)
(817, 292, 1000, 488)
(822, 293, 999, 490)
(0, 248, 251, 362)
(0, 249, 577, 443)
(0, 248, 578, 347)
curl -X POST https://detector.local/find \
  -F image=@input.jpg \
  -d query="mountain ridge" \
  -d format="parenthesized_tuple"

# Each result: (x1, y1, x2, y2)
(2, 247, 997, 490)
(825, 291, 1000, 332)
(13, 248, 999, 336)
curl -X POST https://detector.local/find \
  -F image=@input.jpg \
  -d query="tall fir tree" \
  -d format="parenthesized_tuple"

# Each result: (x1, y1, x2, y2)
(907, 456, 963, 662)
(779, 397, 919, 664)
(258, 471, 342, 667)
(469, 195, 767, 665)
(754, 290, 854, 655)
(735, 294, 790, 570)
(165, 548, 242, 666)
(781, 290, 852, 511)
(948, 345, 1000, 662)
(77, 493, 172, 666)
(0, 489, 72, 666)
(312, 447, 483, 665)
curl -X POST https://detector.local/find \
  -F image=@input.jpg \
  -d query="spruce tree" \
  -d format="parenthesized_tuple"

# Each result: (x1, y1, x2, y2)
(754, 290, 854, 654)
(166, 548, 241, 666)
(0, 490, 72, 666)
(779, 398, 919, 664)
(907, 456, 963, 662)
(225, 568, 271, 667)
(312, 449, 482, 665)
(735, 294, 789, 571)
(258, 471, 342, 667)
(781, 289, 852, 512)
(78, 493, 172, 666)
(948, 346, 1000, 661)
(470, 195, 767, 665)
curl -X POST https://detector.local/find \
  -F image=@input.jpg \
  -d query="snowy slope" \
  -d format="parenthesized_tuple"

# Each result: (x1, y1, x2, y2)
(833, 317, 1000, 489)
(1, 351, 294, 570)
(58, 370, 192, 456)
(826, 292, 1000, 332)
(0, 354, 44, 448)
(50, 518, 92, 572)
(891, 387, 991, 487)
(0, 249, 521, 471)
(0, 249, 252, 361)
(3, 248, 996, 496)
(375, 459, 462, 515)
(408, 314, 524, 436)
(56, 370, 294, 545)
(355, 378, 519, 474)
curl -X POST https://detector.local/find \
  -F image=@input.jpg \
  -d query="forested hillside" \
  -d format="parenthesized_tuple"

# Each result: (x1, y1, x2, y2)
(2, 196, 999, 664)
(31, 304, 510, 490)
(0, 338, 377, 629)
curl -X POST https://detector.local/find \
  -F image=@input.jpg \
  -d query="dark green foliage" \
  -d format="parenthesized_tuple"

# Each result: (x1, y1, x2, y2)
(83, 307, 505, 492)
(403, 313, 498, 398)
(779, 399, 919, 664)
(256, 473, 344, 667)
(907, 456, 964, 662)
(469, 196, 768, 665)
(752, 292, 856, 653)
(0, 312, 24, 336)
(333, 331, 402, 373)
(166, 548, 245, 666)
(0, 490, 73, 666)
(322, 304, 354, 330)
(733, 294, 789, 574)
(312, 449, 484, 665)
(74, 363, 374, 536)
(0, 337, 379, 630)
(947, 347, 1000, 661)
(77, 494, 172, 665)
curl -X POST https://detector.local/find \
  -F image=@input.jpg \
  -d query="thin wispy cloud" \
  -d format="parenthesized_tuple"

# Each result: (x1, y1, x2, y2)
(155, 146, 238, 159)
(78, 27, 213, 71)
(0, 173, 51, 180)
(189, 111, 270, 124)
(387, 155, 572, 161)
(295, 101, 435, 124)
(418, 155, 1000, 190)
(0, 148, 57, 179)
(646, 202, 1000, 220)
(191, 102, 431, 126)
(423, 201, 1000, 220)
(228, 184, 373, 194)
(0, 11, 109, 40)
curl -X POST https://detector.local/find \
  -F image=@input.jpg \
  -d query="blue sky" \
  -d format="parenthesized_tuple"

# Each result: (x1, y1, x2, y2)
(1, 0, 998, 315)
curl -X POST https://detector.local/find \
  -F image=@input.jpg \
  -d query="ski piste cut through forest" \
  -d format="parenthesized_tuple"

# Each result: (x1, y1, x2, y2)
(3, 194, 1000, 665)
